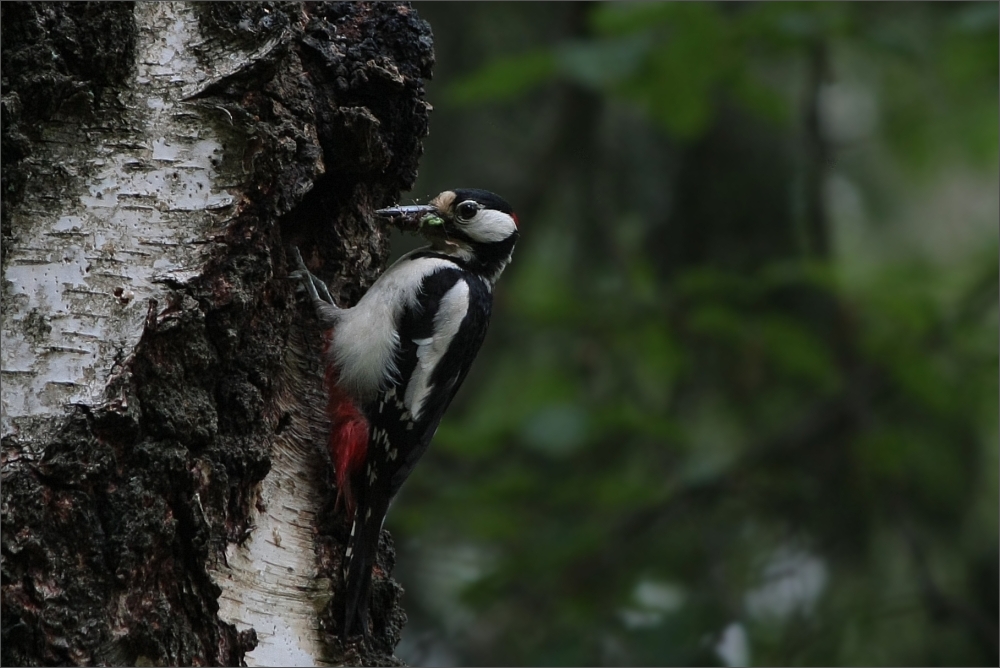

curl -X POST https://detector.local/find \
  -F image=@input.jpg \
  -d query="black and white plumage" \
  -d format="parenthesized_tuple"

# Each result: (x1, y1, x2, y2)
(294, 188, 519, 638)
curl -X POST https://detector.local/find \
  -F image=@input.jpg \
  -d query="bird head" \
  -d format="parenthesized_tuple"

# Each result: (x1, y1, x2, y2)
(377, 188, 519, 255)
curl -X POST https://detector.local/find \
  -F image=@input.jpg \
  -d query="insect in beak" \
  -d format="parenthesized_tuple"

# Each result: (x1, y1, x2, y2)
(375, 204, 442, 232)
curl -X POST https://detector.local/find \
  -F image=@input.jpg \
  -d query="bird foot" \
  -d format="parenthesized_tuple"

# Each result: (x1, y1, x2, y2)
(290, 247, 337, 307)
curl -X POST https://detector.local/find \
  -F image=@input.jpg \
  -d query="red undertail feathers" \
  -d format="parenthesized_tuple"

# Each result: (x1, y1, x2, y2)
(323, 351, 368, 516)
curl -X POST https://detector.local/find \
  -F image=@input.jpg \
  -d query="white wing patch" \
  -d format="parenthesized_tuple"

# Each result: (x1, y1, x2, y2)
(329, 253, 459, 401)
(404, 279, 470, 421)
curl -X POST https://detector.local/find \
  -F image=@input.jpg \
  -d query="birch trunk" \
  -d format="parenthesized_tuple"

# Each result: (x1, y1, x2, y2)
(1, 2, 433, 665)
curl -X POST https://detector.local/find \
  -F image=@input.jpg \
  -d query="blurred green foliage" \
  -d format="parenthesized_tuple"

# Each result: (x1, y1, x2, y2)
(392, 2, 998, 665)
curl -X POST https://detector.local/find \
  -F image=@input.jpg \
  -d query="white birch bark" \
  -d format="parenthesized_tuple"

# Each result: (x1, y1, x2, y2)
(2, 2, 230, 435)
(213, 340, 337, 667)
(2, 3, 333, 665)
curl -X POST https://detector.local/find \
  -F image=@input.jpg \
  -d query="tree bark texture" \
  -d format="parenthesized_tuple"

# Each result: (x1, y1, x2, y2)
(1, 2, 433, 665)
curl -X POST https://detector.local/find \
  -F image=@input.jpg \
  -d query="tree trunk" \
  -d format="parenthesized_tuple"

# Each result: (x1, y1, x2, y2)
(1, 2, 433, 665)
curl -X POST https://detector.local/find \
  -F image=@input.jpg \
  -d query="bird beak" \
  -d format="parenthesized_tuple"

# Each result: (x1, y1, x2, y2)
(375, 204, 443, 232)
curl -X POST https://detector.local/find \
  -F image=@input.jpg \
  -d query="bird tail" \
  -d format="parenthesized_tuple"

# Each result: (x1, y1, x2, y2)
(341, 494, 390, 638)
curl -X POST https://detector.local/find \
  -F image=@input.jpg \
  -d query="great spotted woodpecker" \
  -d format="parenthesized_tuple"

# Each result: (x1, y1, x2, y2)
(293, 188, 519, 638)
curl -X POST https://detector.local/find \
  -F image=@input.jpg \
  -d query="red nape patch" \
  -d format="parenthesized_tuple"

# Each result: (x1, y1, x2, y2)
(324, 365, 369, 517)
(512, 212, 520, 228)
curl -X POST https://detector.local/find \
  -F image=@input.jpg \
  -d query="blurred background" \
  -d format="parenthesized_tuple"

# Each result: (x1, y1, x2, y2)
(386, 3, 999, 665)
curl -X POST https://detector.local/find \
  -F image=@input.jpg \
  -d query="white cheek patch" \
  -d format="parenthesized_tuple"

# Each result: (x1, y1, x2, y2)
(404, 279, 470, 421)
(330, 254, 459, 401)
(462, 208, 517, 243)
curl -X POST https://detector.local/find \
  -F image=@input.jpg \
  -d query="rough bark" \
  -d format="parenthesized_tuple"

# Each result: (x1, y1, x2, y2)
(1, 2, 433, 665)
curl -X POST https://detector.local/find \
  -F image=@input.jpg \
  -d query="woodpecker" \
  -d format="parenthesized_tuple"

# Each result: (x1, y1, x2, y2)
(292, 188, 519, 638)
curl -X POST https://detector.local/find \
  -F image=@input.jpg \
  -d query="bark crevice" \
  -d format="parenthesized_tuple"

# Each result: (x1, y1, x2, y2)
(2, 3, 433, 665)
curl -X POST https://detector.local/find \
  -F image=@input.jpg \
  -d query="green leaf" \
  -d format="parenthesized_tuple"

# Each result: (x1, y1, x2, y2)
(758, 315, 842, 391)
(555, 35, 653, 89)
(445, 49, 557, 106)
(519, 403, 590, 457)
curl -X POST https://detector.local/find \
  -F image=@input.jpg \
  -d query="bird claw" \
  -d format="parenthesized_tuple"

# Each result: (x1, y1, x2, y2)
(291, 247, 337, 307)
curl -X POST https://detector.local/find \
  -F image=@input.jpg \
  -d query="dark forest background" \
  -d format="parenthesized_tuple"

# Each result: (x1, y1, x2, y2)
(385, 3, 997, 666)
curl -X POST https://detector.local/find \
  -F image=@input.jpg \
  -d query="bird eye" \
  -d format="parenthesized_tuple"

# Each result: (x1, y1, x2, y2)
(456, 201, 479, 221)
